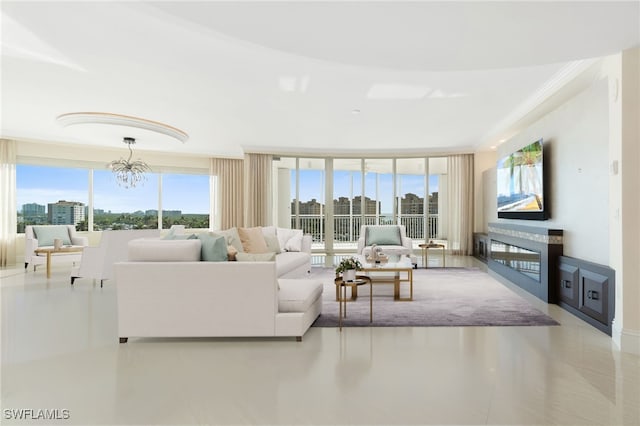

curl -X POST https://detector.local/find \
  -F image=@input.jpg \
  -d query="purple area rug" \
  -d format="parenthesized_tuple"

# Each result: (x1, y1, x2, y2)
(311, 267, 560, 328)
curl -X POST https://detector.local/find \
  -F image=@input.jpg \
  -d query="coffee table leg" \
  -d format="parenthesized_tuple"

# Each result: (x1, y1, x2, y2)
(339, 283, 343, 330)
(46, 252, 52, 279)
(369, 280, 373, 323)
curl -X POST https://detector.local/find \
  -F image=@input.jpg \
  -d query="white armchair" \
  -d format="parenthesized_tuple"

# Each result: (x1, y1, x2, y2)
(70, 229, 161, 287)
(25, 225, 88, 271)
(357, 225, 416, 267)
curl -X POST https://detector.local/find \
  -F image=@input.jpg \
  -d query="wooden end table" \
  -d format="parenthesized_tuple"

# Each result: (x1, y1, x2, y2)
(34, 246, 84, 278)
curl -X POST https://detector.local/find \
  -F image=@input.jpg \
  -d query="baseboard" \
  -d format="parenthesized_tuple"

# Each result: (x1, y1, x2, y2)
(612, 320, 640, 355)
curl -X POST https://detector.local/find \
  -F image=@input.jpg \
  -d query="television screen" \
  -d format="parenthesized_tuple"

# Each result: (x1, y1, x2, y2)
(496, 139, 547, 220)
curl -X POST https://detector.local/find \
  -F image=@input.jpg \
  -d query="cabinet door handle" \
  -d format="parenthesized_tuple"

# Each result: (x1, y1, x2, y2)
(561, 280, 571, 289)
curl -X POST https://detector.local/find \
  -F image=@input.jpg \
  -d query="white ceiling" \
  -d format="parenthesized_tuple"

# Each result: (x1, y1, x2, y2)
(1, 1, 639, 158)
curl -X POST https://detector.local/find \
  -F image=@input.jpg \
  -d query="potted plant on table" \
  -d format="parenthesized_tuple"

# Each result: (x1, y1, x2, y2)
(335, 256, 363, 282)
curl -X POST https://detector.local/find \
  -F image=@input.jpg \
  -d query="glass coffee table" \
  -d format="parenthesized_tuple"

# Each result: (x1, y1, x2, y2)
(357, 255, 414, 301)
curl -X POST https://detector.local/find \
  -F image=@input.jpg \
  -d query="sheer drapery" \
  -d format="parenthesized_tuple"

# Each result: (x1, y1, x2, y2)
(243, 153, 272, 227)
(0, 139, 17, 266)
(447, 154, 474, 256)
(210, 158, 244, 229)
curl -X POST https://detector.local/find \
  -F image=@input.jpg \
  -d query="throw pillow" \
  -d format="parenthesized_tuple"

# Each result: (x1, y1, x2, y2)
(32, 226, 72, 246)
(261, 226, 277, 238)
(284, 233, 303, 252)
(365, 226, 402, 246)
(227, 244, 238, 261)
(212, 228, 244, 253)
(197, 234, 228, 262)
(238, 227, 269, 253)
(236, 252, 276, 262)
(264, 234, 281, 254)
(276, 228, 303, 252)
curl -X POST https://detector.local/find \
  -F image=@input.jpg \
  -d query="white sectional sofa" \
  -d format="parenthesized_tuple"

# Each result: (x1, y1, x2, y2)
(115, 228, 322, 342)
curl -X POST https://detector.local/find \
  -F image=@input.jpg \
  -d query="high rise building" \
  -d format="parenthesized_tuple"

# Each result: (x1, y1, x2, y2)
(22, 203, 47, 224)
(48, 200, 85, 226)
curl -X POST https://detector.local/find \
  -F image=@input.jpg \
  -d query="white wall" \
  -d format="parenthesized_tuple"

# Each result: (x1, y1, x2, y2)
(492, 79, 610, 264)
(478, 49, 640, 349)
(473, 150, 497, 233)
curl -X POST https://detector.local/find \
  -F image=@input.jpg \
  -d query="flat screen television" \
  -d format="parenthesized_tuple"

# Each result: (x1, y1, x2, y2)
(496, 139, 548, 220)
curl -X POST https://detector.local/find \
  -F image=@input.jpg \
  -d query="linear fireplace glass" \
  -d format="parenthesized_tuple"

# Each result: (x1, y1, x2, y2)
(490, 240, 541, 282)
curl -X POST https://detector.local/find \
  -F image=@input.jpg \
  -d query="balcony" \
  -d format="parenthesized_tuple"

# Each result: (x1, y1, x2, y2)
(291, 213, 440, 250)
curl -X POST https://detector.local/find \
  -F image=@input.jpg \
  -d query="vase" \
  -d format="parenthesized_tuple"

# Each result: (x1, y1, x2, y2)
(343, 269, 356, 282)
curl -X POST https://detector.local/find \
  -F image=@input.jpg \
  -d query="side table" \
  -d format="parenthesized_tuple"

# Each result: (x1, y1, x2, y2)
(418, 243, 446, 268)
(334, 275, 372, 330)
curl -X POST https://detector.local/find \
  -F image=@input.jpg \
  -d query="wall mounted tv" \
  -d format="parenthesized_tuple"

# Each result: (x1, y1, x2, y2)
(496, 139, 548, 220)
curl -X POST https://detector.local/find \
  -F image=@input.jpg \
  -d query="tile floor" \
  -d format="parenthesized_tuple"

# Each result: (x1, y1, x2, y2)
(1, 256, 639, 425)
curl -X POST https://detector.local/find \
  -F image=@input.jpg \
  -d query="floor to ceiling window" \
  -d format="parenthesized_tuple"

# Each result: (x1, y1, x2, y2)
(290, 158, 326, 249)
(429, 157, 448, 239)
(333, 159, 362, 249)
(364, 159, 393, 226)
(276, 155, 449, 256)
(396, 158, 427, 243)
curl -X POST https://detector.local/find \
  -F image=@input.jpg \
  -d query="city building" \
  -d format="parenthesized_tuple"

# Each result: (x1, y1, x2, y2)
(47, 200, 85, 226)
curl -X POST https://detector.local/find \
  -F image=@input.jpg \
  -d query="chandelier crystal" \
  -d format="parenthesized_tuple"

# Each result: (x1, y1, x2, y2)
(108, 137, 151, 188)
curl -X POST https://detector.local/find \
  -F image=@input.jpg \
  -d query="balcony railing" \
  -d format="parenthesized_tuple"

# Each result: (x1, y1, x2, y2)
(291, 214, 439, 245)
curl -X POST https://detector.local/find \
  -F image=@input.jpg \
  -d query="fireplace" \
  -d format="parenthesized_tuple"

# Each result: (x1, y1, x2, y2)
(488, 222, 563, 302)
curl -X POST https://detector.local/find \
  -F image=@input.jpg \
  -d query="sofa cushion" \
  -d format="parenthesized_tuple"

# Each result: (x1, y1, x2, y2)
(197, 234, 228, 262)
(236, 252, 276, 262)
(276, 228, 303, 252)
(365, 226, 402, 246)
(278, 279, 323, 313)
(264, 234, 281, 253)
(211, 228, 244, 253)
(33, 226, 72, 246)
(128, 239, 201, 262)
(238, 227, 269, 253)
(276, 251, 308, 277)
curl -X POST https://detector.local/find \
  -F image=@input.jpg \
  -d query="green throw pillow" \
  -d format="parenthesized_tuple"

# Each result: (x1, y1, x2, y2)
(32, 226, 72, 246)
(236, 252, 276, 262)
(365, 226, 402, 246)
(197, 234, 228, 262)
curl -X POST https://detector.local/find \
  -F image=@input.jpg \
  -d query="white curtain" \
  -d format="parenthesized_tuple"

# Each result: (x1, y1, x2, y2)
(447, 154, 474, 256)
(243, 153, 272, 227)
(0, 139, 17, 266)
(210, 158, 244, 230)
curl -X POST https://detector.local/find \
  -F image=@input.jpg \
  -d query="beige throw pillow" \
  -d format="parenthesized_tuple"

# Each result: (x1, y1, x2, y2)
(238, 227, 269, 253)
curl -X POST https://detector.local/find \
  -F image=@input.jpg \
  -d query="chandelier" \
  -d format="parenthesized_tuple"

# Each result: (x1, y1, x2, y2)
(108, 137, 151, 188)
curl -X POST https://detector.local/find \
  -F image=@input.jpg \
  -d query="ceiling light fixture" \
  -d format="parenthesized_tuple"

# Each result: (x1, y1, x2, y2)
(109, 137, 151, 188)
(56, 112, 189, 143)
